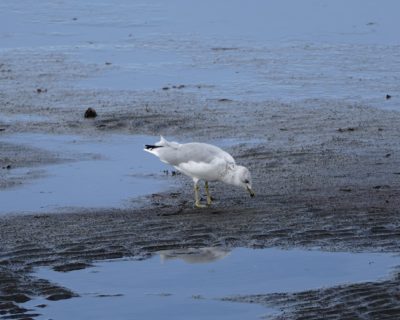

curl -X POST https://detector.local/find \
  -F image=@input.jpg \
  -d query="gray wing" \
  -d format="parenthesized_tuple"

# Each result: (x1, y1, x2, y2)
(157, 142, 235, 167)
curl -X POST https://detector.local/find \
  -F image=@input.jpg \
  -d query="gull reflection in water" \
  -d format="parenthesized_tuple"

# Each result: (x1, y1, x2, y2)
(159, 247, 231, 264)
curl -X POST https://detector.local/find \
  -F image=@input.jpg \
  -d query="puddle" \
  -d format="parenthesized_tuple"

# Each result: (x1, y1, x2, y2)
(0, 134, 171, 214)
(26, 247, 400, 319)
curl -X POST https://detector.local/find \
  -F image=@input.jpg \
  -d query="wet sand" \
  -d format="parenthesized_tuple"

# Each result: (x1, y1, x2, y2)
(1, 89, 400, 318)
(2, 0, 400, 318)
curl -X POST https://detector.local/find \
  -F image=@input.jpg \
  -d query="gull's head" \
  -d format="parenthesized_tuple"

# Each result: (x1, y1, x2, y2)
(232, 165, 255, 198)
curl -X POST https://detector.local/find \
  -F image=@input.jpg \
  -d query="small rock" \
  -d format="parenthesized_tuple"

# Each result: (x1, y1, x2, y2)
(36, 304, 47, 308)
(385, 153, 391, 158)
(84, 107, 97, 118)
(36, 88, 47, 93)
(105, 62, 112, 65)
(386, 94, 392, 100)
(162, 86, 170, 90)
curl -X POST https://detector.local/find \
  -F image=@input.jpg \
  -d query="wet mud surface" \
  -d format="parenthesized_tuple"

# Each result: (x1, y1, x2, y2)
(2, 3, 400, 317)
(223, 276, 400, 319)
(1, 93, 400, 318)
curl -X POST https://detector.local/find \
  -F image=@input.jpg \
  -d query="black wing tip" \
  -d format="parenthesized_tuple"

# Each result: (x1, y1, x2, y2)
(145, 145, 163, 150)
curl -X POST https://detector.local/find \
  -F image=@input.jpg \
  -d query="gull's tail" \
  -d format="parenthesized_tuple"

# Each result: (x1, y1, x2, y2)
(145, 136, 167, 149)
(144, 136, 174, 156)
(144, 144, 162, 151)
(144, 136, 179, 153)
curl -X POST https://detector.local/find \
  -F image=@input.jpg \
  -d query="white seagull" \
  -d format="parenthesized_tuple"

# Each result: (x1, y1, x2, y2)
(144, 136, 255, 208)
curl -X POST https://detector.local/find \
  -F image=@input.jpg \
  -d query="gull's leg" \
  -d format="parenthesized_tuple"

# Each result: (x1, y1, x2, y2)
(205, 181, 212, 206)
(194, 179, 206, 208)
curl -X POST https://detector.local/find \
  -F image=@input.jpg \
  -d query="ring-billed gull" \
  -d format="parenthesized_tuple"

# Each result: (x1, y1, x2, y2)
(144, 136, 255, 208)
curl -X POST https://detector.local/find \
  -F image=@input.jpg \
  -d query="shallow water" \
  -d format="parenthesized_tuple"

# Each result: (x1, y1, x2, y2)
(0, 134, 171, 214)
(27, 247, 400, 319)
(1, 0, 399, 49)
(1, 0, 399, 107)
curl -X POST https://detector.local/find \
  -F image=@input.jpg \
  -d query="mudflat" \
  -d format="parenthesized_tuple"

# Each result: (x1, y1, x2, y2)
(1, 0, 400, 318)
(1, 78, 400, 318)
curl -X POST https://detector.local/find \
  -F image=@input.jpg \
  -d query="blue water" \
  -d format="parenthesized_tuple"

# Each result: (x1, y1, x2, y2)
(1, 0, 399, 49)
(26, 247, 400, 320)
(0, 0, 399, 107)
(0, 134, 171, 214)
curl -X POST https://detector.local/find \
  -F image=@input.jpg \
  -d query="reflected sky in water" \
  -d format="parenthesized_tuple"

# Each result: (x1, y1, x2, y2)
(0, 134, 170, 214)
(27, 247, 400, 319)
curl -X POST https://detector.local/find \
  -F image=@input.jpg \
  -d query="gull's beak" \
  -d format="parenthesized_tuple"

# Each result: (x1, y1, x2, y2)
(246, 186, 255, 198)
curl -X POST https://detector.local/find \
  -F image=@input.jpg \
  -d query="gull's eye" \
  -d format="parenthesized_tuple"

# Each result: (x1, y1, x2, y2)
(244, 179, 249, 184)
